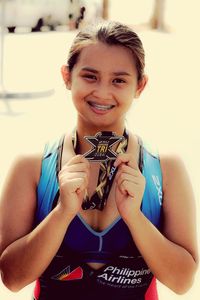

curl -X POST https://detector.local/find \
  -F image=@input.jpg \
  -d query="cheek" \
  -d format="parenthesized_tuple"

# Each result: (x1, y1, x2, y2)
(71, 83, 90, 107)
(71, 80, 84, 98)
(127, 84, 138, 99)
(71, 89, 82, 103)
(119, 86, 135, 102)
(71, 77, 91, 95)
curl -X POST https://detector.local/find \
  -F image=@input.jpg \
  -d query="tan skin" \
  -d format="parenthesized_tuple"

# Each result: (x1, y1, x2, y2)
(0, 42, 198, 294)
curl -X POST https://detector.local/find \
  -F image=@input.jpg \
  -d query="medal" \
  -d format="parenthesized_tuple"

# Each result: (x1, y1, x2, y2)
(72, 129, 129, 210)
(83, 131, 124, 162)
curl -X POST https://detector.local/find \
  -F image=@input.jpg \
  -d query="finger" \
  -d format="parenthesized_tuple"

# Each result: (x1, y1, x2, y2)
(76, 179, 88, 193)
(118, 164, 139, 176)
(63, 174, 88, 192)
(66, 155, 90, 168)
(115, 166, 139, 183)
(114, 153, 138, 169)
(118, 179, 138, 198)
(63, 162, 90, 173)
(117, 180, 128, 196)
(60, 177, 85, 193)
(116, 173, 140, 187)
(61, 161, 90, 176)
(59, 171, 88, 183)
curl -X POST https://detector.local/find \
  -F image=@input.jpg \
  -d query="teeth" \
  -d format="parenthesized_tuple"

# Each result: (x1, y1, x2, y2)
(89, 101, 114, 111)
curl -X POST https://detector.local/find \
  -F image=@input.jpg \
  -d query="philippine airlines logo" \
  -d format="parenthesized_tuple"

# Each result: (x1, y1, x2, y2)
(97, 265, 151, 288)
(51, 266, 83, 281)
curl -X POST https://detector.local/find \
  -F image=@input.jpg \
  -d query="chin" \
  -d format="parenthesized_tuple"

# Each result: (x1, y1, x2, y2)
(89, 123, 123, 134)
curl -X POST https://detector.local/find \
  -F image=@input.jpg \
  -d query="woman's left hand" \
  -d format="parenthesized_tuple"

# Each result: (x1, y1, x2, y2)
(114, 153, 146, 222)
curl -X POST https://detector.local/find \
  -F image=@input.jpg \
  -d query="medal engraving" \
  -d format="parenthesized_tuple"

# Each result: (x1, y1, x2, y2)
(83, 131, 124, 162)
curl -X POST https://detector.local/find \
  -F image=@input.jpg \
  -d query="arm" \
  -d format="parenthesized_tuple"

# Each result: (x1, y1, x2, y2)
(114, 153, 198, 294)
(0, 154, 89, 292)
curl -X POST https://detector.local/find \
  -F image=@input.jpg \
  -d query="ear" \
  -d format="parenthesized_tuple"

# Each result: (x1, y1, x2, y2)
(135, 75, 148, 98)
(61, 65, 71, 90)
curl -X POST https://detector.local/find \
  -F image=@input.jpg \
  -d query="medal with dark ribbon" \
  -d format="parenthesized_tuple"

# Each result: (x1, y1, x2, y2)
(72, 129, 129, 210)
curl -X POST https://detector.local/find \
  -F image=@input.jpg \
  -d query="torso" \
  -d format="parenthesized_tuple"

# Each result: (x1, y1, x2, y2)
(33, 133, 164, 300)
(60, 131, 140, 270)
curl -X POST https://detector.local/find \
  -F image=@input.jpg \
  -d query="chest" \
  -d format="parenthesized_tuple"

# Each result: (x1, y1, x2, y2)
(79, 163, 120, 232)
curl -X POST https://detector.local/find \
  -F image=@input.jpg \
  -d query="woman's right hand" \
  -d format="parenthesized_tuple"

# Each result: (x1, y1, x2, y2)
(58, 155, 90, 217)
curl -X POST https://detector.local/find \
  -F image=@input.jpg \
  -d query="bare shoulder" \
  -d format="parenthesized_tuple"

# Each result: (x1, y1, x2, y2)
(159, 152, 195, 210)
(159, 153, 190, 192)
(0, 152, 43, 254)
(12, 152, 42, 183)
(0, 152, 43, 195)
(159, 152, 198, 261)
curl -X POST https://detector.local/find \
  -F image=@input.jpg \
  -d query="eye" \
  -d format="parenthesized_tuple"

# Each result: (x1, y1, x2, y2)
(113, 78, 126, 84)
(82, 74, 97, 81)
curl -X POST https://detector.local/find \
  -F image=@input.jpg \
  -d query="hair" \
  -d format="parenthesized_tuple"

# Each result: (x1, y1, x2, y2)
(67, 21, 145, 81)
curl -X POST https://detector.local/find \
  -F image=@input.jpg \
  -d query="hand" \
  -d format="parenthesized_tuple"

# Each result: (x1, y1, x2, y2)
(114, 153, 146, 222)
(58, 155, 90, 217)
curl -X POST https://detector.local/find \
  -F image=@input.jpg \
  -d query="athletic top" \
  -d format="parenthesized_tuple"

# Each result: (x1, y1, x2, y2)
(33, 134, 163, 300)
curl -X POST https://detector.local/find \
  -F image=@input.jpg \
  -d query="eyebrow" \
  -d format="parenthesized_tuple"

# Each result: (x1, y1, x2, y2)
(81, 67, 131, 76)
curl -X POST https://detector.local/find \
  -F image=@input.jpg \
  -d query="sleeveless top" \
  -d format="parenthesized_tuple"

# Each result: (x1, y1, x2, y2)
(33, 135, 163, 300)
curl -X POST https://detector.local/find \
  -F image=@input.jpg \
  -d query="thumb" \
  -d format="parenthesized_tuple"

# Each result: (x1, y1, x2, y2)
(114, 153, 139, 169)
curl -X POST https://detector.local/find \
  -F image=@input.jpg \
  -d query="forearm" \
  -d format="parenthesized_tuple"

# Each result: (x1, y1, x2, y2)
(125, 211, 198, 294)
(0, 204, 73, 292)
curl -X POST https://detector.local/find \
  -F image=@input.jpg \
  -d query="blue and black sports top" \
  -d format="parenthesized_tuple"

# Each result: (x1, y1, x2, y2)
(33, 135, 163, 300)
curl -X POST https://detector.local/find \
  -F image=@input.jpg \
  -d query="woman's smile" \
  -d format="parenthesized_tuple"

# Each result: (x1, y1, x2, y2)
(87, 100, 116, 114)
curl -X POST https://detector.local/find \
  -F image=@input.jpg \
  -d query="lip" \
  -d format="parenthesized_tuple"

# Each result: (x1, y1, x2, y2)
(87, 101, 115, 115)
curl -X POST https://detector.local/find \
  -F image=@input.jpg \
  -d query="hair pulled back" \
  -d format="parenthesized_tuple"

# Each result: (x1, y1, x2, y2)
(67, 21, 145, 81)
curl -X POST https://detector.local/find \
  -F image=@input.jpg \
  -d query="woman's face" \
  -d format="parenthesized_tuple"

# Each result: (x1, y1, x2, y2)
(66, 41, 146, 133)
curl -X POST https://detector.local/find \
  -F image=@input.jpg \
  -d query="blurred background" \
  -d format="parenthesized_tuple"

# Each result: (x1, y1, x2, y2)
(0, 0, 200, 299)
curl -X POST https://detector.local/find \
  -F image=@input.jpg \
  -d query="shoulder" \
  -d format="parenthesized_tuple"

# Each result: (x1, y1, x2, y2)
(140, 140, 192, 199)
(0, 152, 43, 254)
(9, 135, 63, 185)
(140, 135, 189, 188)
(2, 152, 43, 190)
(159, 152, 195, 222)
(159, 153, 190, 192)
(160, 152, 185, 169)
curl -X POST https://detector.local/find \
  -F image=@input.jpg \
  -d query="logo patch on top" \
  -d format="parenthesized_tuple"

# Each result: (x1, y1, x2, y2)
(51, 266, 83, 281)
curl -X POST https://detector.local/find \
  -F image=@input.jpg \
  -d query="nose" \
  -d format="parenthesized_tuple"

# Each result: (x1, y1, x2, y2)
(92, 81, 112, 100)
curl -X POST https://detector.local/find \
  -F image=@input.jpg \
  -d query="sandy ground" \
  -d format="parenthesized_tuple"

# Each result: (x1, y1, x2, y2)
(0, 0, 200, 299)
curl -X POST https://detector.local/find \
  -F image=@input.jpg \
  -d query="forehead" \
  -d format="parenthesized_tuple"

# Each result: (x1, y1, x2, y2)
(75, 42, 137, 74)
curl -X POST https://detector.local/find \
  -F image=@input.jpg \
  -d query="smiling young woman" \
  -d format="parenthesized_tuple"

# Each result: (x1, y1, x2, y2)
(62, 41, 146, 134)
(0, 21, 198, 300)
